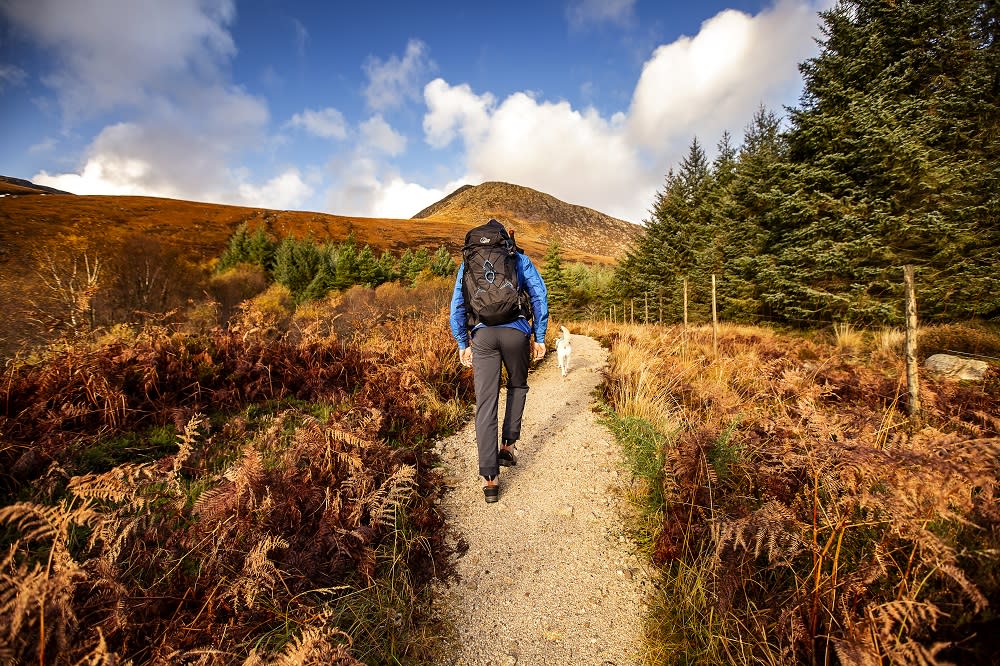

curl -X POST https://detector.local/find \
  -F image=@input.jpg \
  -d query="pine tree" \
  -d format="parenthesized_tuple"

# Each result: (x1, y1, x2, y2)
(723, 107, 788, 321)
(217, 224, 251, 272)
(246, 227, 277, 272)
(617, 138, 715, 322)
(430, 245, 457, 277)
(772, 0, 1000, 322)
(300, 246, 337, 302)
(542, 240, 569, 308)
(273, 237, 323, 301)
(333, 234, 359, 290)
(355, 245, 384, 287)
(378, 250, 398, 283)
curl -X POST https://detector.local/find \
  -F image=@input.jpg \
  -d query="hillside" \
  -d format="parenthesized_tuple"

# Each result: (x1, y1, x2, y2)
(0, 175, 74, 196)
(0, 178, 638, 356)
(414, 181, 639, 260)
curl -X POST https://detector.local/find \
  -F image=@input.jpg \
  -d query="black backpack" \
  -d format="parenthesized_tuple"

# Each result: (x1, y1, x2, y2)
(461, 220, 524, 327)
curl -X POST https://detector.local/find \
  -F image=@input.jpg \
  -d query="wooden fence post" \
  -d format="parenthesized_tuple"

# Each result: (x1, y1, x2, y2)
(904, 265, 921, 429)
(712, 274, 719, 359)
(683, 278, 689, 330)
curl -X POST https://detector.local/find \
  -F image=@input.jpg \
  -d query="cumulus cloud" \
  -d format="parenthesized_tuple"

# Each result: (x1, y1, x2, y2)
(326, 164, 465, 219)
(8, 0, 314, 211)
(419, 0, 827, 222)
(1, 0, 237, 117)
(423, 78, 648, 221)
(288, 107, 348, 140)
(237, 169, 314, 209)
(628, 0, 824, 157)
(566, 0, 636, 30)
(423, 79, 496, 149)
(360, 115, 406, 156)
(363, 39, 435, 111)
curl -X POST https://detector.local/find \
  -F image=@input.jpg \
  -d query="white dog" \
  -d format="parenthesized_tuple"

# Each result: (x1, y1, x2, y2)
(556, 326, 572, 377)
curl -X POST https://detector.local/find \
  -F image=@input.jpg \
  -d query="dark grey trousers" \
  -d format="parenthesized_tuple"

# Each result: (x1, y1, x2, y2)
(471, 326, 530, 478)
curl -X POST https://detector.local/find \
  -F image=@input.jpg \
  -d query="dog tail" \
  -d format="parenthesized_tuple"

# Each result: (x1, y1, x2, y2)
(560, 326, 570, 341)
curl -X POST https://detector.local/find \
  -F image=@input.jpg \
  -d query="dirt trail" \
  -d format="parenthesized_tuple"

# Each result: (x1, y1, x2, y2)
(431, 334, 654, 666)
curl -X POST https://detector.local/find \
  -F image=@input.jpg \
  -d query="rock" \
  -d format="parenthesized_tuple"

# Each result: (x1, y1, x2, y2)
(924, 353, 989, 381)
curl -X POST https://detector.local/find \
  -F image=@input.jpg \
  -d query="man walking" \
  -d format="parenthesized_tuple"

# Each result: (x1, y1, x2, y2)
(450, 219, 549, 503)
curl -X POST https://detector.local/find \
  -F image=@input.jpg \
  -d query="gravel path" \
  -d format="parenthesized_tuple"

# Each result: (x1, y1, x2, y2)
(431, 334, 654, 666)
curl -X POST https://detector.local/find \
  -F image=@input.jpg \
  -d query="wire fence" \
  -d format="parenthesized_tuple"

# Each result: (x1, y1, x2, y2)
(600, 267, 1000, 428)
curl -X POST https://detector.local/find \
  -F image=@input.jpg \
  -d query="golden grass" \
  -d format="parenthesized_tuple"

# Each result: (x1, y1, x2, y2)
(832, 321, 864, 352)
(592, 319, 1000, 665)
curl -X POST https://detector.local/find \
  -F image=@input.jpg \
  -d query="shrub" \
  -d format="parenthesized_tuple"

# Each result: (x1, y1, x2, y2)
(917, 322, 1000, 360)
(208, 264, 269, 322)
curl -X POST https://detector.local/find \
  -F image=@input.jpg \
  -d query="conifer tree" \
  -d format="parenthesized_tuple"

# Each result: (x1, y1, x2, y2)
(542, 240, 569, 307)
(773, 0, 1000, 322)
(217, 224, 251, 272)
(246, 227, 277, 272)
(355, 245, 383, 287)
(617, 138, 715, 322)
(430, 245, 457, 277)
(333, 234, 359, 290)
(273, 237, 323, 301)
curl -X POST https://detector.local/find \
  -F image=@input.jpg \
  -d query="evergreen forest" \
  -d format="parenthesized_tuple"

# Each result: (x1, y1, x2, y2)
(615, 0, 999, 326)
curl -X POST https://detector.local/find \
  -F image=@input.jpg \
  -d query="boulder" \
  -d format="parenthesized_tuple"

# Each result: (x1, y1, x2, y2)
(924, 353, 989, 381)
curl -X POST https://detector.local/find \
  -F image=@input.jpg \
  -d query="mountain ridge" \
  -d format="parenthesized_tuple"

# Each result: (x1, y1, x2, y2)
(0, 175, 75, 196)
(412, 181, 639, 260)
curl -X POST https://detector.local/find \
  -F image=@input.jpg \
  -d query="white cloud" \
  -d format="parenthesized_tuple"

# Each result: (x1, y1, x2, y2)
(419, 0, 826, 223)
(628, 0, 824, 156)
(0, 64, 28, 90)
(566, 0, 636, 30)
(7, 0, 312, 212)
(370, 177, 449, 219)
(363, 39, 435, 111)
(288, 107, 348, 140)
(237, 168, 314, 209)
(423, 79, 649, 221)
(360, 115, 406, 156)
(423, 79, 495, 149)
(28, 137, 58, 154)
(1, 0, 237, 117)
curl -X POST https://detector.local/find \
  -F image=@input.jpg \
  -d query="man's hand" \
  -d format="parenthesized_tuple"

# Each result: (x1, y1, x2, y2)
(459, 346, 473, 367)
(532, 341, 546, 361)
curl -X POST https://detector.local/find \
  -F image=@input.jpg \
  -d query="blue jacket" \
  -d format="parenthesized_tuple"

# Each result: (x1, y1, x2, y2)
(450, 252, 549, 350)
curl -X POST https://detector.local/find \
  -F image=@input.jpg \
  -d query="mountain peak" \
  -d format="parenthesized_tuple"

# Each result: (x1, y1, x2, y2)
(412, 181, 638, 260)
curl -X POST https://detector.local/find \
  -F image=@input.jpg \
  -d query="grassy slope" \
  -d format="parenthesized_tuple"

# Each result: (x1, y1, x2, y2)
(0, 189, 629, 356)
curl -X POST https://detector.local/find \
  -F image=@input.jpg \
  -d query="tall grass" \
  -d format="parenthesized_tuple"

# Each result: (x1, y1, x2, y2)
(580, 319, 1000, 666)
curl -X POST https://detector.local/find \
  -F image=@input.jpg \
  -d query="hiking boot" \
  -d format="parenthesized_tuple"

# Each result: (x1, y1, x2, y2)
(483, 476, 499, 503)
(498, 445, 517, 467)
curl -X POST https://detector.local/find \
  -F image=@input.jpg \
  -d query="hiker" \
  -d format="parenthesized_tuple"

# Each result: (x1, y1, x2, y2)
(449, 218, 549, 503)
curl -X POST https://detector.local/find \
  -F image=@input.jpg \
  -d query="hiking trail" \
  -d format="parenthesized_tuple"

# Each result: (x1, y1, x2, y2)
(431, 334, 655, 665)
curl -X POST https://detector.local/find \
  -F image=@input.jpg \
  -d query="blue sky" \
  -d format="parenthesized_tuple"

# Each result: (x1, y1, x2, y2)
(0, 0, 830, 223)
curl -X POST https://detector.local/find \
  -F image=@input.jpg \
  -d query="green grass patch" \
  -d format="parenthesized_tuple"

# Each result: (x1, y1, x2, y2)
(71, 424, 178, 473)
